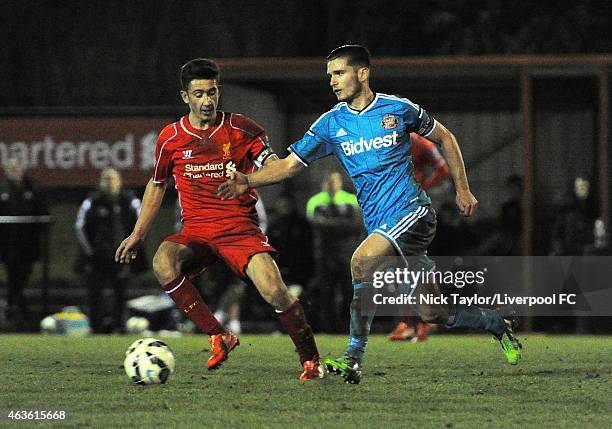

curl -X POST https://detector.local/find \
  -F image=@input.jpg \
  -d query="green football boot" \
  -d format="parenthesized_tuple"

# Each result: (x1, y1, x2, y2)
(323, 356, 362, 384)
(495, 307, 522, 365)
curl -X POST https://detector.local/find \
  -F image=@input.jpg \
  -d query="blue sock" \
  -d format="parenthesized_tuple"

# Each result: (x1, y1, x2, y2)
(344, 281, 375, 364)
(446, 304, 505, 337)
(346, 336, 368, 364)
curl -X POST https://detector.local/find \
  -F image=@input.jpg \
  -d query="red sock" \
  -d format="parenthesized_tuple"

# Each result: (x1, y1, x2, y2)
(277, 300, 319, 364)
(163, 275, 225, 336)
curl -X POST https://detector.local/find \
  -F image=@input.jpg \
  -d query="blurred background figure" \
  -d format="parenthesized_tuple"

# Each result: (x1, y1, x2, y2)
(549, 176, 598, 256)
(75, 168, 146, 333)
(0, 157, 48, 323)
(477, 174, 523, 256)
(306, 172, 361, 333)
(268, 193, 314, 296)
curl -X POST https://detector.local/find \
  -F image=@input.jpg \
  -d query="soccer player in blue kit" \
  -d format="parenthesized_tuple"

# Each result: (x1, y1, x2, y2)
(219, 45, 522, 384)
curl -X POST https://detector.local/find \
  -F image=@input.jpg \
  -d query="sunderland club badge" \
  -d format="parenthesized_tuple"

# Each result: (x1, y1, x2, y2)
(381, 114, 399, 130)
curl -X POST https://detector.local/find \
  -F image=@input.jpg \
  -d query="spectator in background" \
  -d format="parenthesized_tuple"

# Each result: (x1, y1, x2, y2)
(268, 193, 314, 291)
(549, 176, 597, 256)
(477, 174, 523, 256)
(0, 157, 48, 321)
(429, 201, 477, 256)
(500, 175, 523, 241)
(306, 171, 361, 332)
(75, 168, 145, 333)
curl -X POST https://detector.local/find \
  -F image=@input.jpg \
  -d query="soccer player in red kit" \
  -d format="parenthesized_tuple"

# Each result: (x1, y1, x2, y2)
(388, 134, 449, 342)
(115, 58, 324, 380)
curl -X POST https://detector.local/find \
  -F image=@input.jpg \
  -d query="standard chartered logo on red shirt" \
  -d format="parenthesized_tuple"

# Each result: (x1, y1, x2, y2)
(225, 161, 236, 177)
(184, 161, 236, 179)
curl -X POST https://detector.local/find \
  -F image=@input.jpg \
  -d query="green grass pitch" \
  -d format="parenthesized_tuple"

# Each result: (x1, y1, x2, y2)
(1, 334, 610, 428)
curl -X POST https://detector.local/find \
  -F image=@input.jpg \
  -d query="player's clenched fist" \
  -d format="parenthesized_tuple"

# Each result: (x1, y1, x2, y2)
(218, 171, 249, 200)
(456, 190, 478, 217)
(115, 234, 141, 264)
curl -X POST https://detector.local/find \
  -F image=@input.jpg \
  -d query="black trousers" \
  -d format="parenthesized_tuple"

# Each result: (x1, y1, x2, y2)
(5, 261, 34, 313)
(87, 267, 127, 333)
(310, 256, 352, 333)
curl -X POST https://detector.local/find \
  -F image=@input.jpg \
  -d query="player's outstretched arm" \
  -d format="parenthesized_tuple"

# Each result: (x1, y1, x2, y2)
(218, 154, 305, 199)
(115, 179, 167, 264)
(426, 121, 478, 216)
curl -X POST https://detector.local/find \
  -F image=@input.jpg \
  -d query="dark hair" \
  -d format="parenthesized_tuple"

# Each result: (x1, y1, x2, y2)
(180, 58, 220, 90)
(326, 45, 371, 68)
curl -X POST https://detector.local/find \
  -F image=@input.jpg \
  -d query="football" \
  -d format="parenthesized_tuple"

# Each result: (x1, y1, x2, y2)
(124, 338, 175, 385)
(125, 316, 150, 335)
(40, 316, 57, 333)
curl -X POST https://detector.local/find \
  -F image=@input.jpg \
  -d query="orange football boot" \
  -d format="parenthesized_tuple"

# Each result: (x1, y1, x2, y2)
(299, 358, 325, 380)
(207, 332, 240, 370)
(388, 322, 416, 341)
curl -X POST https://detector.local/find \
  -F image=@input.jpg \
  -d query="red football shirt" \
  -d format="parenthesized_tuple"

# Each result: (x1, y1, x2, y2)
(153, 112, 274, 227)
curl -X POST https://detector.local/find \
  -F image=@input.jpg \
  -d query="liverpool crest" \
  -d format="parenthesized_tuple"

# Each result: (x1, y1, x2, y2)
(222, 143, 231, 159)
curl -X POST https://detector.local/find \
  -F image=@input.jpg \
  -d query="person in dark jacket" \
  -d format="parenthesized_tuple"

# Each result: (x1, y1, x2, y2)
(0, 157, 48, 320)
(306, 172, 361, 333)
(75, 168, 145, 333)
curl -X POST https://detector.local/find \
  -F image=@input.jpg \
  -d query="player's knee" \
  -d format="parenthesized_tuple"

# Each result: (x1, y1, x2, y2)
(350, 255, 365, 283)
(350, 245, 382, 283)
(257, 278, 293, 310)
(247, 253, 293, 309)
(350, 254, 375, 283)
(266, 283, 294, 309)
(152, 247, 181, 285)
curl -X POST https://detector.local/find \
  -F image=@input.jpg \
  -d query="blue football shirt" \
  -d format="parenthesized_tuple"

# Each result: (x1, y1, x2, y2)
(290, 93, 437, 233)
